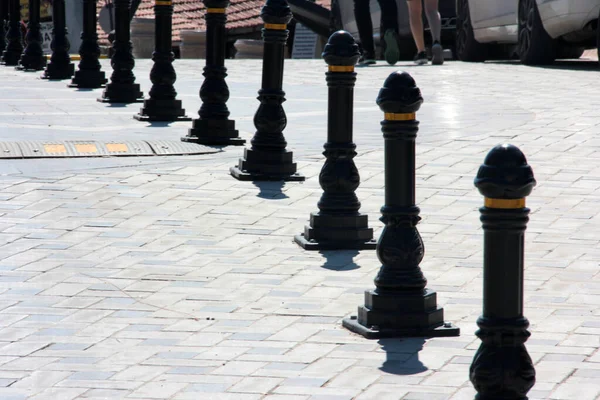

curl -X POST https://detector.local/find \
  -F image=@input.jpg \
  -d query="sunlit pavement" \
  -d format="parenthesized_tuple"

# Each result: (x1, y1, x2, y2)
(0, 57, 599, 399)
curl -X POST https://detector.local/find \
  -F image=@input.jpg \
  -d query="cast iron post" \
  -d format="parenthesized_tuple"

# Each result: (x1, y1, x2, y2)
(342, 71, 460, 338)
(42, 0, 75, 79)
(181, 0, 243, 145)
(18, 0, 46, 71)
(99, 0, 144, 103)
(2, 0, 23, 66)
(294, 31, 373, 249)
(0, 0, 8, 59)
(135, 0, 190, 121)
(70, 0, 108, 88)
(230, 0, 304, 179)
(470, 144, 536, 399)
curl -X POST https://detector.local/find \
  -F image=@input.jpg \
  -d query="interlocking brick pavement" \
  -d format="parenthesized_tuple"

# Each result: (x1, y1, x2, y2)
(0, 56, 599, 399)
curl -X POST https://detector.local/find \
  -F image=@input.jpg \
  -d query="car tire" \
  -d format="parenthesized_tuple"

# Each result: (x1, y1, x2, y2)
(518, 0, 556, 65)
(455, 0, 487, 62)
(398, 38, 417, 61)
(555, 46, 584, 60)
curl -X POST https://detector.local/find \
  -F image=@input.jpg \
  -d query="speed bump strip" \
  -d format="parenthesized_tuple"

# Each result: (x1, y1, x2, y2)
(0, 141, 220, 159)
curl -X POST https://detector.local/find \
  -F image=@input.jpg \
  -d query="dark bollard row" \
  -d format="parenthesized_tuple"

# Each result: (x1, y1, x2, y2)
(181, 0, 243, 144)
(18, 0, 46, 71)
(470, 144, 536, 399)
(135, 0, 190, 121)
(230, 0, 303, 181)
(2, 0, 23, 66)
(294, 31, 373, 249)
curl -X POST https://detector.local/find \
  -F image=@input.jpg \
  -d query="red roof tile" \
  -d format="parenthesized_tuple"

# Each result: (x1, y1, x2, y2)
(97, 0, 331, 47)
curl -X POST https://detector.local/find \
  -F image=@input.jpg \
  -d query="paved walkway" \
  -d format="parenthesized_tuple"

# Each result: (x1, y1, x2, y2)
(0, 56, 599, 399)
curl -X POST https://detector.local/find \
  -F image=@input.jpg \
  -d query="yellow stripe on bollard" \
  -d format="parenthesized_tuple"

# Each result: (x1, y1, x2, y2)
(328, 65, 354, 73)
(384, 113, 416, 121)
(155, 0, 172, 4)
(206, 8, 226, 13)
(264, 23, 287, 30)
(484, 198, 526, 209)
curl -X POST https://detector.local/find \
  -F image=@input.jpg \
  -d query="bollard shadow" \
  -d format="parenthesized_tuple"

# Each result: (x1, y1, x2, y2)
(378, 338, 428, 375)
(145, 121, 177, 128)
(252, 180, 289, 199)
(319, 250, 360, 270)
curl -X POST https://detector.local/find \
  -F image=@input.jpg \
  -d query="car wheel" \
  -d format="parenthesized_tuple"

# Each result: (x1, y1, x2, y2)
(518, 0, 555, 65)
(455, 0, 486, 62)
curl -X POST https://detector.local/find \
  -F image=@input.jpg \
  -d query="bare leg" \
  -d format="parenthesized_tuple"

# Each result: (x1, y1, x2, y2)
(424, 0, 442, 42)
(406, 0, 425, 52)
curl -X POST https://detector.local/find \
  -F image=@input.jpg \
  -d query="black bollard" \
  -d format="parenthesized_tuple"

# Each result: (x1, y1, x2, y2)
(18, 0, 47, 71)
(2, 0, 23, 66)
(98, 0, 144, 103)
(470, 144, 536, 399)
(181, 0, 244, 145)
(41, 0, 75, 79)
(69, 0, 108, 88)
(230, 0, 304, 180)
(134, 0, 190, 121)
(343, 71, 460, 338)
(0, 0, 7, 59)
(294, 31, 373, 249)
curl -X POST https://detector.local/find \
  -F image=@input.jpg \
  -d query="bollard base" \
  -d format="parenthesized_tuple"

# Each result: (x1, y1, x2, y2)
(294, 212, 375, 250)
(294, 233, 376, 251)
(342, 288, 460, 339)
(69, 70, 108, 89)
(182, 118, 245, 146)
(134, 99, 192, 122)
(1, 54, 21, 66)
(16, 61, 46, 72)
(343, 316, 459, 339)
(98, 83, 144, 104)
(41, 63, 75, 80)
(231, 147, 305, 181)
(230, 166, 305, 182)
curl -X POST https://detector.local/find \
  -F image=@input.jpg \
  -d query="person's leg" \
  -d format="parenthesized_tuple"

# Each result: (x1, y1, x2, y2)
(406, 0, 427, 64)
(424, 0, 444, 64)
(377, 0, 400, 65)
(354, 0, 376, 60)
(423, 0, 442, 42)
(406, 0, 425, 52)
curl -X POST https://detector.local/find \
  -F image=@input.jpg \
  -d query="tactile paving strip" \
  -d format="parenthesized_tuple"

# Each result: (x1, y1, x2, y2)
(0, 141, 219, 159)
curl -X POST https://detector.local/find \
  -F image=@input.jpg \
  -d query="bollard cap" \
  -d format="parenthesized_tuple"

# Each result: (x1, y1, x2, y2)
(322, 30, 360, 67)
(475, 144, 536, 199)
(376, 71, 423, 114)
(261, 0, 293, 25)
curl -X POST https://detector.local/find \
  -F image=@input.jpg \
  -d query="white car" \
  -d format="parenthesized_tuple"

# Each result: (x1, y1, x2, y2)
(455, 0, 600, 64)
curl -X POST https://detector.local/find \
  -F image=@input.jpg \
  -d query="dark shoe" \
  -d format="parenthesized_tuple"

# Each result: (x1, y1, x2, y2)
(383, 30, 399, 65)
(414, 51, 428, 65)
(432, 41, 444, 65)
(357, 53, 376, 66)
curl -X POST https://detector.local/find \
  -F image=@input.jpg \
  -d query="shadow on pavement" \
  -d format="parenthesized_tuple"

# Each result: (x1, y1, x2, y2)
(252, 180, 289, 199)
(378, 338, 428, 375)
(319, 250, 360, 270)
(487, 59, 599, 71)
